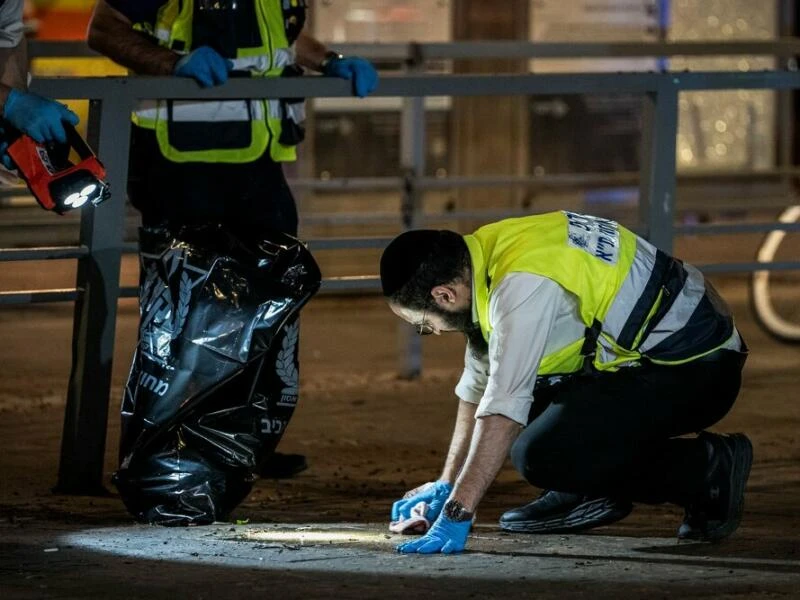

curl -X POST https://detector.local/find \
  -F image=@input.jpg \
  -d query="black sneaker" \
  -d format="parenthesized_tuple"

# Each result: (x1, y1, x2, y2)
(677, 432, 753, 542)
(499, 490, 633, 534)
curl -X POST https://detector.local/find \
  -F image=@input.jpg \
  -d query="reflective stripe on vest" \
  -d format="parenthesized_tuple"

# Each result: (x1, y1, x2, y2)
(131, 0, 302, 164)
(465, 211, 735, 377)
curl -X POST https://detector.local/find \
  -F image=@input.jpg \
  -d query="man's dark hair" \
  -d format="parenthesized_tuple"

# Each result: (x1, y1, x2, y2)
(380, 229, 470, 309)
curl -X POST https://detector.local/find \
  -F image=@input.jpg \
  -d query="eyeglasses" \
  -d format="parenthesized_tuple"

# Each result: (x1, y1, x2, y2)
(416, 309, 435, 336)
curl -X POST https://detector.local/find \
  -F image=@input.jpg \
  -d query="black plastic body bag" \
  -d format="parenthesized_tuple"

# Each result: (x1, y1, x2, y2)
(113, 225, 321, 525)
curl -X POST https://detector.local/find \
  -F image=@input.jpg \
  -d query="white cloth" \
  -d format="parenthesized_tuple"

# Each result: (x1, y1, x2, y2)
(455, 272, 742, 426)
(389, 501, 431, 535)
(0, 0, 24, 49)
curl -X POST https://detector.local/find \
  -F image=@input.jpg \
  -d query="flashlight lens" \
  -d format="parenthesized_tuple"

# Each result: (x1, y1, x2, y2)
(63, 192, 86, 207)
(80, 183, 97, 197)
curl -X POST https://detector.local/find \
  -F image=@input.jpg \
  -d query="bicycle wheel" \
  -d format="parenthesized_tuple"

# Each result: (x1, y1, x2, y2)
(750, 205, 800, 344)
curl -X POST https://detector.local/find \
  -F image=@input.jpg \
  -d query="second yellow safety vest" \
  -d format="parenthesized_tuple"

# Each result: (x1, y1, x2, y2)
(131, 0, 304, 163)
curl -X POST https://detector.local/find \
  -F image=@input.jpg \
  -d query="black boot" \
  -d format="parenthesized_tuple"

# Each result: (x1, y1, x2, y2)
(677, 432, 753, 542)
(499, 490, 633, 534)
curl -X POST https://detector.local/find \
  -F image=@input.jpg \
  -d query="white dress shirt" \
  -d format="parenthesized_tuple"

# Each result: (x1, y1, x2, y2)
(454, 272, 741, 426)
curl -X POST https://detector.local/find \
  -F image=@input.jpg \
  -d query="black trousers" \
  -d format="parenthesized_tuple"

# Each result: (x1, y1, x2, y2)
(127, 125, 298, 235)
(510, 349, 747, 507)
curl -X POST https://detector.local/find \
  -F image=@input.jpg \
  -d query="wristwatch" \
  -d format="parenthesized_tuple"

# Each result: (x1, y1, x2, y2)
(443, 499, 474, 522)
(319, 50, 343, 72)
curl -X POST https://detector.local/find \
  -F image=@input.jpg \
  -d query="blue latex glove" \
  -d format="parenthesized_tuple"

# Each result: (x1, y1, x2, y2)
(174, 46, 233, 88)
(391, 481, 452, 523)
(397, 513, 471, 554)
(2, 89, 79, 144)
(322, 55, 378, 98)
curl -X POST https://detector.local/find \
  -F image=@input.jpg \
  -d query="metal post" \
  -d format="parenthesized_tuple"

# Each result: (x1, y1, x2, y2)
(397, 45, 426, 379)
(55, 96, 133, 494)
(776, 0, 797, 172)
(639, 79, 679, 253)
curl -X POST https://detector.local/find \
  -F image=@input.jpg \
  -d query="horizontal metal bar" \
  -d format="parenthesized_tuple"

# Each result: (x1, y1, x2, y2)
(307, 237, 392, 250)
(28, 71, 800, 102)
(261, 169, 800, 193)
(678, 166, 800, 180)
(28, 73, 659, 99)
(0, 186, 31, 198)
(301, 213, 402, 226)
(697, 261, 800, 273)
(423, 209, 539, 222)
(0, 217, 80, 227)
(5, 263, 797, 304)
(0, 289, 79, 304)
(416, 174, 638, 189)
(0, 278, 383, 305)
(290, 177, 404, 191)
(676, 222, 800, 235)
(121, 238, 391, 252)
(7, 168, 793, 202)
(3, 212, 798, 239)
(419, 40, 800, 60)
(29, 40, 800, 61)
(0, 246, 89, 261)
(674, 70, 800, 91)
(320, 276, 381, 292)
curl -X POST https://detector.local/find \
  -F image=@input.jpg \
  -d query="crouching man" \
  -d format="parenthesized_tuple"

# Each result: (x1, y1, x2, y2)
(381, 211, 751, 554)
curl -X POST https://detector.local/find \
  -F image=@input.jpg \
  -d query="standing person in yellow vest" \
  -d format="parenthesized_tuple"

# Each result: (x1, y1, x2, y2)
(381, 212, 751, 554)
(87, 0, 377, 232)
(87, 0, 378, 479)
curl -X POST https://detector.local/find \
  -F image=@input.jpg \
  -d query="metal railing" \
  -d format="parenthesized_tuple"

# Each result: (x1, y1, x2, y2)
(1, 40, 799, 493)
(26, 39, 800, 60)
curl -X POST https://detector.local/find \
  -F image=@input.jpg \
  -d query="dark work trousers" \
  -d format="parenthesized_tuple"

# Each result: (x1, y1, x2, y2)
(127, 125, 298, 236)
(510, 349, 747, 507)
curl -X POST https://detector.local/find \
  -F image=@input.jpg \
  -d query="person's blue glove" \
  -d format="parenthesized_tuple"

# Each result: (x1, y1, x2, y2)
(397, 513, 471, 554)
(2, 89, 79, 145)
(322, 55, 378, 98)
(391, 480, 452, 523)
(174, 46, 233, 88)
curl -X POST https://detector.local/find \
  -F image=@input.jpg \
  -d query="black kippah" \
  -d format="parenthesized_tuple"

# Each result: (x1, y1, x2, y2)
(380, 229, 441, 297)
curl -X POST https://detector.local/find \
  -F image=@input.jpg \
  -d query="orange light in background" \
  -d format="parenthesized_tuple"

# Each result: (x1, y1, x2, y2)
(27, 0, 95, 40)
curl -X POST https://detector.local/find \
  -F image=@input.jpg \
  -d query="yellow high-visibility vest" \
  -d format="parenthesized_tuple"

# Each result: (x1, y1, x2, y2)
(464, 212, 735, 377)
(131, 0, 304, 163)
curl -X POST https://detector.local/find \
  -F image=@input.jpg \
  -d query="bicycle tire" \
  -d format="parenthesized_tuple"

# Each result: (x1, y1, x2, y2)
(749, 205, 800, 344)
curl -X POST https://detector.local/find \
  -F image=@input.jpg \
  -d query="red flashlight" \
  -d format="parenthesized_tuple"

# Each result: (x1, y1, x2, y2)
(7, 124, 110, 215)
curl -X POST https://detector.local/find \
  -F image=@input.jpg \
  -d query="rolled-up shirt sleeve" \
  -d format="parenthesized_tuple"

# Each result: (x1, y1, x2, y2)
(473, 274, 564, 425)
(455, 344, 490, 404)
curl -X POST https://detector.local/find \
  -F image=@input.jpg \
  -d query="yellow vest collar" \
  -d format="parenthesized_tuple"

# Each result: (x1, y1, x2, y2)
(463, 234, 491, 342)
